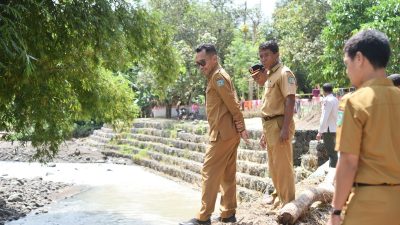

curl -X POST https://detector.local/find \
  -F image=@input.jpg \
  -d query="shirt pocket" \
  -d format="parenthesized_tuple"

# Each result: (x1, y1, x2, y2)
(266, 80, 276, 97)
(206, 87, 219, 105)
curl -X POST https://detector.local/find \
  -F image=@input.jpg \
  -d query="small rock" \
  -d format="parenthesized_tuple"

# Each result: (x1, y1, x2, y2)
(47, 163, 56, 167)
(33, 176, 43, 181)
(34, 202, 44, 207)
(0, 199, 6, 207)
(7, 194, 23, 202)
(1, 174, 8, 177)
(11, 179, 23, 186)
(85, 157, 91, 161)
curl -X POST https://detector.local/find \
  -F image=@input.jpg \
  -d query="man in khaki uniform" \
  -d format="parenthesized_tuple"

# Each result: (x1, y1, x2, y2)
(258, 40, 297, 206)
(180, 44, 249, 225)
(327, 30, 400, 225)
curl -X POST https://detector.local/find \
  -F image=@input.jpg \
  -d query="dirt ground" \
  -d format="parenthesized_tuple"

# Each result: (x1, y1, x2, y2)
(294, 111, 321, 131)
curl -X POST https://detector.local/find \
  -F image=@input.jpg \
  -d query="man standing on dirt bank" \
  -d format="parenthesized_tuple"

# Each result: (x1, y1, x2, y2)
(258, 40, 297, 207)
(316, 83, 339, 168)
(180, 44, 249, 225)
(327, 29, 400, 225)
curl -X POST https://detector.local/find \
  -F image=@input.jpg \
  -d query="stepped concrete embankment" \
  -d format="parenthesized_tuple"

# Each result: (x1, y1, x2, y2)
(88, 118, 328, 201)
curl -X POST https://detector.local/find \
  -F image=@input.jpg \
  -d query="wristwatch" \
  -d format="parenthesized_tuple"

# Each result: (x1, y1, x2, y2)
(330, 208, 342, 216)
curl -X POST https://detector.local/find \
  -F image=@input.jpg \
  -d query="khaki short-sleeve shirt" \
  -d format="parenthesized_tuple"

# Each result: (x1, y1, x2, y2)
(261, 63, 297, 117)
(206, 65, 244, 142)
(335, 78, 400, 184)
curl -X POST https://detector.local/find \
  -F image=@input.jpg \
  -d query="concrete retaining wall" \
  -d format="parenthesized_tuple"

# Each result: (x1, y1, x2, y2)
(88, 119, 325, 201)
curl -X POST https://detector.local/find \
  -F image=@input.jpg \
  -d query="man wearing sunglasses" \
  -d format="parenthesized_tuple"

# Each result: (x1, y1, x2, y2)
(180, 44, 249, 225)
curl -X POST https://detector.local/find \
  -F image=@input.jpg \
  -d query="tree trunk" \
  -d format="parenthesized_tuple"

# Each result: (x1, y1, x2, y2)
(166, 104, 172, 118)
(278, 183, 334, 225)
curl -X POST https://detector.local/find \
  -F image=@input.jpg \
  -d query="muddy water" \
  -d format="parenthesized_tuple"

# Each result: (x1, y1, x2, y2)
(1, 162, 199, 225)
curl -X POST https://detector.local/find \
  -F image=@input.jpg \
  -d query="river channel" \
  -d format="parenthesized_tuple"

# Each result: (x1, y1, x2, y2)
(1, 162, 199, 225)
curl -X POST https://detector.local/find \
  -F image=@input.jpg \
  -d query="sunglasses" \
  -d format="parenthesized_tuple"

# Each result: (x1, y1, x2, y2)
(196, 60, 207, 67)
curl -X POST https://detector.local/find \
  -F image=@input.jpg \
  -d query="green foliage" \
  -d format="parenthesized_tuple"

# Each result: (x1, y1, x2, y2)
(322, 0, 400, 85)
(321, 0, 377, 86)
(361, 0, 400, 75)
(123, 67, 157, 118)
(224, 30, 259, 98)
(148, 0, 237, 108)
(72, 121, 103, 138)
(0, 0, 179, 161)
(120, 145, 133, 155)
(133, 148, 148, 160)
(272, 0, 331, 91)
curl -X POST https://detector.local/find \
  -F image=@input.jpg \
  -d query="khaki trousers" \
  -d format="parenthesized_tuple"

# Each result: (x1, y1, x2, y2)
(343, 186, 400, 225)
(263, 116, 295, 205)
(197, 135, 240, 221)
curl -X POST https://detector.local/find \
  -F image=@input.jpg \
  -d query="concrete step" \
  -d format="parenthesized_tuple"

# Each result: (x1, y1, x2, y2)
(92, 129, 117, 139)
(129, 127, 263, 149)
(128, 133, 207, 153)
(113, 136, 268, 165)
(105, 144, 271, 193)
(100, 145, 263, 202)
(89, 135, 111, 144)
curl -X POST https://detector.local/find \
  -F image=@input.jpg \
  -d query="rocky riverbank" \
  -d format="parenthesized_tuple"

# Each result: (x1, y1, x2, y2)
(0, 138, 129, 224)
(0, 177, 76, 225)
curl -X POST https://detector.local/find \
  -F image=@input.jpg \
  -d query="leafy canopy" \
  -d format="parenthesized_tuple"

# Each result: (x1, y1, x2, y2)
(322, 0, 400, 86)
(0, 0, 179, 161)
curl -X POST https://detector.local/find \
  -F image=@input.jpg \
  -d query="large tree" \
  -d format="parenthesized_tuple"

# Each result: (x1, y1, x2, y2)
(321, 0, 378, 86)
(148, 0, 237, 115)
(360, 0, 400, 75)
(224, 30, 259, 99)
(320, 0, 400, 85)
(0, 0, 179, 161)
(272, 0, 331, 92)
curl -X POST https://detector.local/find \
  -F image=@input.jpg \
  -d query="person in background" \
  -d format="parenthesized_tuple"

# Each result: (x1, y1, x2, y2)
(176, 100, 182, 119)
(327, 29, 400, 225)
(191, 101, 200, 120)
(316, 83, 339, 168)
(388, 73, 400, 87)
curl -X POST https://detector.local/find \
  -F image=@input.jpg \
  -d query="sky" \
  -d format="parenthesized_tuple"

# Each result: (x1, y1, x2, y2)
(232, 0, 277, 20)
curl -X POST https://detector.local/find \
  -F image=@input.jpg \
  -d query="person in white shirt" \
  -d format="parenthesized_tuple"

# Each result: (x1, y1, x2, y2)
(316, 83, 339, 168)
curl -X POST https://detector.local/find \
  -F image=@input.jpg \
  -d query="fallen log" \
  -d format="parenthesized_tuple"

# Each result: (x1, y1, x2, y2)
(277, 184, 334, 224)
(277, 161, 335, 225)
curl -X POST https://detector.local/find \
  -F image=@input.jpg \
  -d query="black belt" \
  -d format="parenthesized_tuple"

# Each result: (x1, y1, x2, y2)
(353, 182, 400, 187)
(263, 115, 283, 121)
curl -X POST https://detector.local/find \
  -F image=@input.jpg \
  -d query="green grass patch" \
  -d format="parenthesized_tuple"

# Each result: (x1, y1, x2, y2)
(119, 145, 133, 155)
(132, 148, 148, 160)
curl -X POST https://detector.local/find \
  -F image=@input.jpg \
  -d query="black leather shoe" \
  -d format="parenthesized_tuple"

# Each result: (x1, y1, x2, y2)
(213, 214, 237, 223)
(179, 218, 211, 225)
